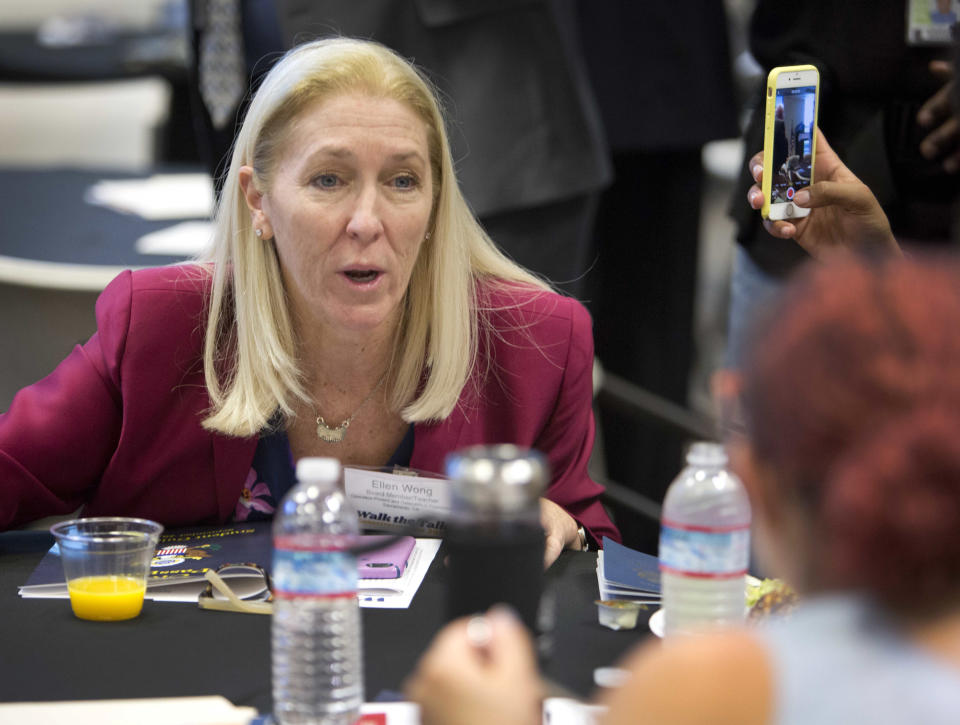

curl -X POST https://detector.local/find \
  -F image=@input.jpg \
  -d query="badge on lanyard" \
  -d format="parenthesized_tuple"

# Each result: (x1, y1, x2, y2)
(907, 0, 959, 45)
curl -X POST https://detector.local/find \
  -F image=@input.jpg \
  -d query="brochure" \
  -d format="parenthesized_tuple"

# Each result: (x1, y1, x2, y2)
(20, 522, 274, 602)
(596, 537, 661, 603)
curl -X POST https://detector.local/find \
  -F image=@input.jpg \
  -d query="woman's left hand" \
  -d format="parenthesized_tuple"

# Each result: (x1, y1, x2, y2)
(405, 606, 542, 725)
(540, 497, 581, 568)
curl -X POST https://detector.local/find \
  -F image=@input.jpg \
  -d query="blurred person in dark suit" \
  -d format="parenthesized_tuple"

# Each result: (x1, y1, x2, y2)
(194, 0, 612, 299)
(187, 0, 285, 194)
(577, 0, 739, 551)
(727, 0, 960, 367)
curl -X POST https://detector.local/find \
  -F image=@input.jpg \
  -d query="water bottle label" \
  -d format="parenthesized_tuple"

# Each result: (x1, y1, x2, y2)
(659, 522, 749, 578)
(273, 545, 357, 599)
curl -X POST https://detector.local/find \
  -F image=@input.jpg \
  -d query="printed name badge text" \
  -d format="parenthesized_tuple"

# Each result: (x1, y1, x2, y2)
(344, 468, 451, 536)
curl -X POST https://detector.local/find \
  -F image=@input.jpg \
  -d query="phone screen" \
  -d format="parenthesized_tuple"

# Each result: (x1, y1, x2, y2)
(770, 85, 817, 204)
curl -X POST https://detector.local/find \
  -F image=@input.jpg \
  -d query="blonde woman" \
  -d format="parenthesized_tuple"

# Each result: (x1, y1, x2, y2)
(0, 38, 618, 564)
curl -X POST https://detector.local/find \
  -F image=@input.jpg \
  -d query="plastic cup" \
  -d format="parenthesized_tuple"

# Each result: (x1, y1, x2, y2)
(50, 517, 164, 621)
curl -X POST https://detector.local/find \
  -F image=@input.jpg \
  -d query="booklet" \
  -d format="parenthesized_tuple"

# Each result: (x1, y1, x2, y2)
(21, 522, 274, 602)
(596, 537, 661, 603)
(19, 522, 437, 609)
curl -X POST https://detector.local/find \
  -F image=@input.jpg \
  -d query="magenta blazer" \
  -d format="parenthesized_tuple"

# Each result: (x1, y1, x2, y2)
(0, 266, 619, 544)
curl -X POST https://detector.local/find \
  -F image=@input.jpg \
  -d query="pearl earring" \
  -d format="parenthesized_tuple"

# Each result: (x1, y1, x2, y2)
(425, 232, 432, 241)
(255, 229, 263, 238)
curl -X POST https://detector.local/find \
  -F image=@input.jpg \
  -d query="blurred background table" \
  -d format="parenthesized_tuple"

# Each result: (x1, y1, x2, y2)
(0, 2, 204, 411)
(0, 167, 204, 409)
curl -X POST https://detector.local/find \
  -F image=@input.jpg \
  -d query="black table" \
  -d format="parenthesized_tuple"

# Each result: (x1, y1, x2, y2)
(0, 167, 200, 290)
(0, 532, 651, 713)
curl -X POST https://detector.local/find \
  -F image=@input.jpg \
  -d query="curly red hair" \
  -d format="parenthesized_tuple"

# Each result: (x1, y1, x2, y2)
(742, 255, 960, 614)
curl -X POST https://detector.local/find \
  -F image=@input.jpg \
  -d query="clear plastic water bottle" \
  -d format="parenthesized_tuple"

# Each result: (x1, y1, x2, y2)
(659, 441, 751, 636)
(272, 457, 363, 724)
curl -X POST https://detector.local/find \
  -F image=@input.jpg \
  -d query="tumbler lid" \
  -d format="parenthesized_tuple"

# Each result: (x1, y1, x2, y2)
(445, 445, 547, 515)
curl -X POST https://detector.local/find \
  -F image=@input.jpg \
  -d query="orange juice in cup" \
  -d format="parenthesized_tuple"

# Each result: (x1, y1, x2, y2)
(51, 517, 163, 622)
(67, 575, 148, 621)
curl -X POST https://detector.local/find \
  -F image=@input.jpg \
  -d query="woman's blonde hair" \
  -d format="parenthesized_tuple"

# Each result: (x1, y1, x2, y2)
(201, 37, 547, 437)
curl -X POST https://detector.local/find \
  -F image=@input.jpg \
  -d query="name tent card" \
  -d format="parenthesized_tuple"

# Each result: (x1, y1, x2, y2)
(344, 467, 451, 536)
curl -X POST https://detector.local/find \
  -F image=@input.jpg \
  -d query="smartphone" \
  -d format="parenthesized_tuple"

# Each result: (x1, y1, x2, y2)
(762, 65, 820, 221)
(356, 535, 416, 579)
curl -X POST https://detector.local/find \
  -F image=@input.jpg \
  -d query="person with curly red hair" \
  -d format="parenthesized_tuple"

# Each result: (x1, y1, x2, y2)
(406, 254, 960, 724)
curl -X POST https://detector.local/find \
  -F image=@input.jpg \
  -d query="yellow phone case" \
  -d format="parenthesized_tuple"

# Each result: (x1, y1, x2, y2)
(761, 65, 820, 219)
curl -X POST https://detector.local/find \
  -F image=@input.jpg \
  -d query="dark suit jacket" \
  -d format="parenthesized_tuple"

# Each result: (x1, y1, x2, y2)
(275, 0, 611, 218)
(733, 0, 960, 274)
(0, 265, 618, 544)
(577, 0, 738, 152)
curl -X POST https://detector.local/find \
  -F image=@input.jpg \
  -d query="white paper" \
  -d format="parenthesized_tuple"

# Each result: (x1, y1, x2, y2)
(542, 697, 607, 725)
(0, 698, 422, 725)
(345, 467, 451, 536)
(84, 173, 214, 220)
(0, 696, 255, 725)
(359, 538, 441, 609)
(359, 701, 421, 724)
(135, 221, 214, 256)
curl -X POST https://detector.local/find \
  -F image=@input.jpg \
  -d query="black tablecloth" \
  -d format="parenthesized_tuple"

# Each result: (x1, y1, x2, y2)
(1, 167, 199, 269)
(0, 532, 651, 712)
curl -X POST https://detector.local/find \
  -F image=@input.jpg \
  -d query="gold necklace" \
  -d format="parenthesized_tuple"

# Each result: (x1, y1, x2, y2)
(314, 371, 387, 443)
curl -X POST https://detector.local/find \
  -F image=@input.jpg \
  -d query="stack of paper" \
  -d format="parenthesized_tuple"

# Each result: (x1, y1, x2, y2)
(596, 537, 661, 604)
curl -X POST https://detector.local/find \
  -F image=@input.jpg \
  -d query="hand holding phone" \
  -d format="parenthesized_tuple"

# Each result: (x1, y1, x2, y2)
(747, 130, 899, 259)
(762, 65, 820, 221)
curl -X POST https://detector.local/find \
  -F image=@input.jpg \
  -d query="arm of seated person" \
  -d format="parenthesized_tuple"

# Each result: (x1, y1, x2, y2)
(540, 496, 583, 568)
(746, 129, 901, 259)
(532, 298, 620, 551)
(599, 630, 772, 725)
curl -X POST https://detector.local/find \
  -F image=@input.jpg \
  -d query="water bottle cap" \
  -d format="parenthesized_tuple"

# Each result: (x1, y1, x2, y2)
(445, 444, 547, 514)
(685, 441, 728, 467)
(295, 457, 341, 484)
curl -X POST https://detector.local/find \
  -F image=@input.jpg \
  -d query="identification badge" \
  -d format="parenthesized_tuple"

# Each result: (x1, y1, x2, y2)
(907, 0, 958, 46)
